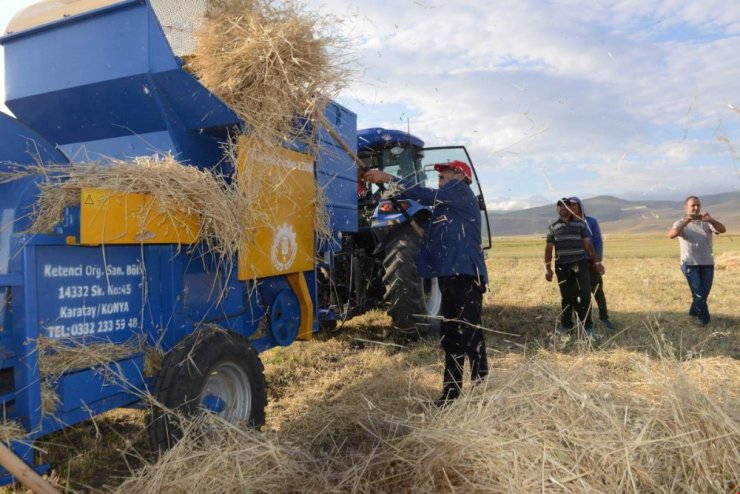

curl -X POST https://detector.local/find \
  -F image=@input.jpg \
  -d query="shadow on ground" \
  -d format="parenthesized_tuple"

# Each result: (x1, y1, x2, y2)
(480, 304, 739, 360)
(335, 305, 739, 360)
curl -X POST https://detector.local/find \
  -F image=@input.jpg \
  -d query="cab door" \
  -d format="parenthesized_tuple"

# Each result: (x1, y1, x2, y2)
(419, 147, 492, 249)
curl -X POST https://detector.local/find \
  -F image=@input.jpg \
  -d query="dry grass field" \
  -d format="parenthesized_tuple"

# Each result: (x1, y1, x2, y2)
(486, 233, 739, 358)
(7, 234, 739, 493)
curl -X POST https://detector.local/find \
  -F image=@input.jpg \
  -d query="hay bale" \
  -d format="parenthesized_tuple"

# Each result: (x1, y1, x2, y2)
(190, 0, 349, 145)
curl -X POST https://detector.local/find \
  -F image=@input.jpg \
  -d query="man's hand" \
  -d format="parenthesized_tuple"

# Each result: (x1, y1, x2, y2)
(544, 243, 554, 282)
(701, 211, 727, 233)
(594, 262, 605, 275)
(362, 169, 393, 184)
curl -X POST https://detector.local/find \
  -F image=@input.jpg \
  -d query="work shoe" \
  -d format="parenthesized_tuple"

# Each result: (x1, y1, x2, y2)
(558, 324, 573, 334)
(434, 394, 459, 408)
(434, 388, 460, 408)
(602, 319, 616, 331)
(472, 374, 488, 387)
(583, 328, 601, 344)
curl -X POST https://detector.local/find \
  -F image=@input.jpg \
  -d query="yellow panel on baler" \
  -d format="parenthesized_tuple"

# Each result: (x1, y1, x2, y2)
(237, 138, 315, 280)
(79, 188, 200, 245)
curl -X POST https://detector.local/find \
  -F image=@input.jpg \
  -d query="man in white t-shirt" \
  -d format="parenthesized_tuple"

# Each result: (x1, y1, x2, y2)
(668, 196, 726, 325)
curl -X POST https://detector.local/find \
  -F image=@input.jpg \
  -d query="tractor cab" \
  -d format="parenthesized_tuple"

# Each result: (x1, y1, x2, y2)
(356, 128, 428, 226)
(357, 127, 491, 249)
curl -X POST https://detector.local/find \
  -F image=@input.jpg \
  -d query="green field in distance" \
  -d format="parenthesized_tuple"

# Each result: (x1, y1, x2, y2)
(489, 233, 739, 259)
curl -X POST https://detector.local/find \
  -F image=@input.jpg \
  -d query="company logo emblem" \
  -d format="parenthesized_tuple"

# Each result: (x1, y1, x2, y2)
(271, 223, 298, 271)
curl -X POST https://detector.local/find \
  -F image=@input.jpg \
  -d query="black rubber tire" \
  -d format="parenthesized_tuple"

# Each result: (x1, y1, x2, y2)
(382, 223, 441, 341)
(147, 328, 267, 452)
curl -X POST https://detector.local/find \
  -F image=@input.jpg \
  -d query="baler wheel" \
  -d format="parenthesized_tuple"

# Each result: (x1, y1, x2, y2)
(382, 222, 442, 342)
(147, 328, 267, 452)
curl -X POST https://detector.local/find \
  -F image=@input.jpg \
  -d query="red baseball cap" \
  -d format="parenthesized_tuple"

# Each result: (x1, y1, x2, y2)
(433, 160, 472, 183)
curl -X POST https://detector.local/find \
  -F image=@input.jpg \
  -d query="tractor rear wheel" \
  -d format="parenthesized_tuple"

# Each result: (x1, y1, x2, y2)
(382, 223, 442, 341)
(147, 328, 266, 452)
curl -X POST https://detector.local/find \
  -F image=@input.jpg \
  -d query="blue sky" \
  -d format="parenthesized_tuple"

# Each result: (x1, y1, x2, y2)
(2, 0, 739, 210)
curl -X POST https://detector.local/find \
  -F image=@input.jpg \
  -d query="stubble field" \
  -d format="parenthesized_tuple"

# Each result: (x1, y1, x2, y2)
(9, 234, 739, 493)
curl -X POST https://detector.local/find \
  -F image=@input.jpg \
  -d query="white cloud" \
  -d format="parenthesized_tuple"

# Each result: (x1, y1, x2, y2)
(312, 0, 740, 205)
(0, 0, 737, 208)
(486, 195, 551, 212)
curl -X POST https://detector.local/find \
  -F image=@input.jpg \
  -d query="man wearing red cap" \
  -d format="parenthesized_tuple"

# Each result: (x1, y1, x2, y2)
(363, 160, 488, 406)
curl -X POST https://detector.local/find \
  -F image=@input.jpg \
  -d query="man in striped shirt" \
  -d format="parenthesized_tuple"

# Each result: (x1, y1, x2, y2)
(544, 198, 605, 336)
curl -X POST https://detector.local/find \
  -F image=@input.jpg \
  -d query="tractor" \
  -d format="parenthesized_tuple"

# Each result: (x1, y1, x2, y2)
(316, 127, 492, 340)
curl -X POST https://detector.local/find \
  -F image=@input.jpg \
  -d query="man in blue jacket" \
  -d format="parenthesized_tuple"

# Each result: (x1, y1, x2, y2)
(363, 160, 488, 406)
(568, 197, 615, 330)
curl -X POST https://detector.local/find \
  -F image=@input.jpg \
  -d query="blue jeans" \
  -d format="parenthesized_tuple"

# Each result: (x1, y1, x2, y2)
(681, 264, 714, 324)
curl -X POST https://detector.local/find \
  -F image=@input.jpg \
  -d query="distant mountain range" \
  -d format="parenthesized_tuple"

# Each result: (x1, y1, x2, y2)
(488, 191, 740, 236)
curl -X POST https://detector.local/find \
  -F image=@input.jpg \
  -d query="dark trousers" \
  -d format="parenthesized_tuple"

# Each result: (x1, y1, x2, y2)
(681, 264, 714, 324)
(589, 265, 609, 321)
(439, 275, 488, 398)
(556, 260, 593, 329)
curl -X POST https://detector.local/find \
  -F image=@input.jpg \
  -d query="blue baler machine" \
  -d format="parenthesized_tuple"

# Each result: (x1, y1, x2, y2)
(0, 0, 358, 482)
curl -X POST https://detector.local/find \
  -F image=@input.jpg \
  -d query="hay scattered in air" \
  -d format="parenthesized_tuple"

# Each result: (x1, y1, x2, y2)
(191, 0, 349, 146)
(191, 0, 348, 244)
